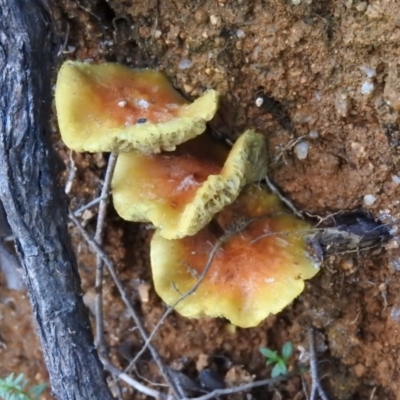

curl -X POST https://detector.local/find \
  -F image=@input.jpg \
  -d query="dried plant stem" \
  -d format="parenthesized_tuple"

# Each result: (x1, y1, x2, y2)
(93, 153, 117, 356)
(107, 358, 294, 400)
(73, 194, 110, 216)
(69, 213, 183, 399)
(309, 328, 329, 400)
(104, 361, 172, 400)
(265, 176, 303, 218)
(64, 150, 77, 195)
(192, 373, 294, 400)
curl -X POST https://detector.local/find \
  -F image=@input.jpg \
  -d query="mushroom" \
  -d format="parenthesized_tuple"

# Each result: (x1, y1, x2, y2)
(55, 61, 219, 153)
(150, 184, 319, 328)
(111, 130, 268, 239)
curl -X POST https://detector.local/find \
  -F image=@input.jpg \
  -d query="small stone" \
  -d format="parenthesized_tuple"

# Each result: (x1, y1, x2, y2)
(292, 0, 301, 4)
(335, 91, 351, 117)
(210, 15, 220, 25)
(366, 3, 382, 19)
(392, 175, 400, 185)
(183, 84, 194, 93)
(340, 257, 354, 272)
(82, 209, 94, 221)
(360, 65, 376, 78)
(178, 58, 192, 70)
(153, 30, 162, 39)
(236, 29, 245, 38)
(294, 141, 309, 160)
(361, 81, 374, 95)
(118, 100, 127, 107)
(138, 282, 151, 303)
(363, 194, 377, 207)
(255, 97, 264, 107)
(309, 130, 319, 139)
(356, 2, 367, 12)
(194, 9, 209, 24)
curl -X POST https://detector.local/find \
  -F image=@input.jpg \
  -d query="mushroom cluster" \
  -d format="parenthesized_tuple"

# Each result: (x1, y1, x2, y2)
(56, 61, 319, 328)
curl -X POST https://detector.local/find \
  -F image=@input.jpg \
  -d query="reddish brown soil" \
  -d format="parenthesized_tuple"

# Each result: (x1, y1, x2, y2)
(2, 0, 400, 399)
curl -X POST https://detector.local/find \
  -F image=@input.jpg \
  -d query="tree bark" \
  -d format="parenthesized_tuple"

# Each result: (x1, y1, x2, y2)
(0, 0, 114, 398)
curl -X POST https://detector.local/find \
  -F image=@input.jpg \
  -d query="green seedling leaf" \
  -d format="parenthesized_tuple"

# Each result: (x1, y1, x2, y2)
(271, 361, 288, 378)
(30, 383, 47, 399)
(0, 373, 47, 400)
(281, 341, 293, 360)
(259, 347, 278, 361)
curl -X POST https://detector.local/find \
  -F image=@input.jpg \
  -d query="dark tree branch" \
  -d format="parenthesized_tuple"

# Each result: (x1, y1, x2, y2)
(0, 0, 113, 398)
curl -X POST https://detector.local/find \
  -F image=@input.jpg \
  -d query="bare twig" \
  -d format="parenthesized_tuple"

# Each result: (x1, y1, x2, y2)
(69, 213, 183, 399)
(106, 358, 294, 400)
(64, 150, 77, 195)
(309, 328, 329, 400)
(93, 152, 117, 356)
(270, 135, 306, 166)
(72, 194, 110, 216)
(103, 361, 172, 400)
(265, 176, 303, 218)
(191, 373, 294, 400)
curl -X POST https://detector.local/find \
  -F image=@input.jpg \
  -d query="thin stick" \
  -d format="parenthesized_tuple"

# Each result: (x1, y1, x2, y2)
(106, 359, 294, 400)
(103, 361, 172, 400)
(309, 328, 329, 400)
(93, 153, 117, 356)
(129, 218, 258, 369)
(64, 150, 77, 195)
(69, 213, 183, 399)
(265, 176, 303, 218)
(191, 373, 294, 400)
(73, 194, 110, 216)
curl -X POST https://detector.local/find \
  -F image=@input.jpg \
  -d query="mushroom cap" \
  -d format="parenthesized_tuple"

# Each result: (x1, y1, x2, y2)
(150, 185, 319, 328)
(55, 61, 219, 153)
(112, 130, 268, 239)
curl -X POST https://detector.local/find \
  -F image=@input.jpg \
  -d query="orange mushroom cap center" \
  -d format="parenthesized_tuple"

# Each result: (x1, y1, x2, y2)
(80, 68, 189, 128)
(119, 134, 228, 210)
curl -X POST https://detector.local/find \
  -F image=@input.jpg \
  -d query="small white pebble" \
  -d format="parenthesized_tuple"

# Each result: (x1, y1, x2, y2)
(178, 58, 192, 70)
(363, 194, 377, 206)
(294, 141, 309, 160)
(356, 1, 367, 12)
(154, 30, 162, 39)
(292, 0, 301, 4)
(236, 29, 245, 38)
(335, 92, 350, 117)
(361, 81, 374, 95)
(392, 175, 400, 185)
(118, 100, 127, 108)
(309, 130, 319, 139)
(360, 65, 376, 78)
(255, 97, 264, 107)
(63, 45, 76, 54)
(210, 15, 219, 25)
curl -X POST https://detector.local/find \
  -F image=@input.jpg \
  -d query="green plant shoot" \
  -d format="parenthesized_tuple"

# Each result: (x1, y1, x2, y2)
(259, 341, 293, 378)
(0, 373, 47, 400)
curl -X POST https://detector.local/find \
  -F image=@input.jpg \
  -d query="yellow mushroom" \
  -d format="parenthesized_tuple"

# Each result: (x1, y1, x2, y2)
(150, 185, 319, 328)
(111, 130, 268, 239)
(55, 61, 219, 153)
